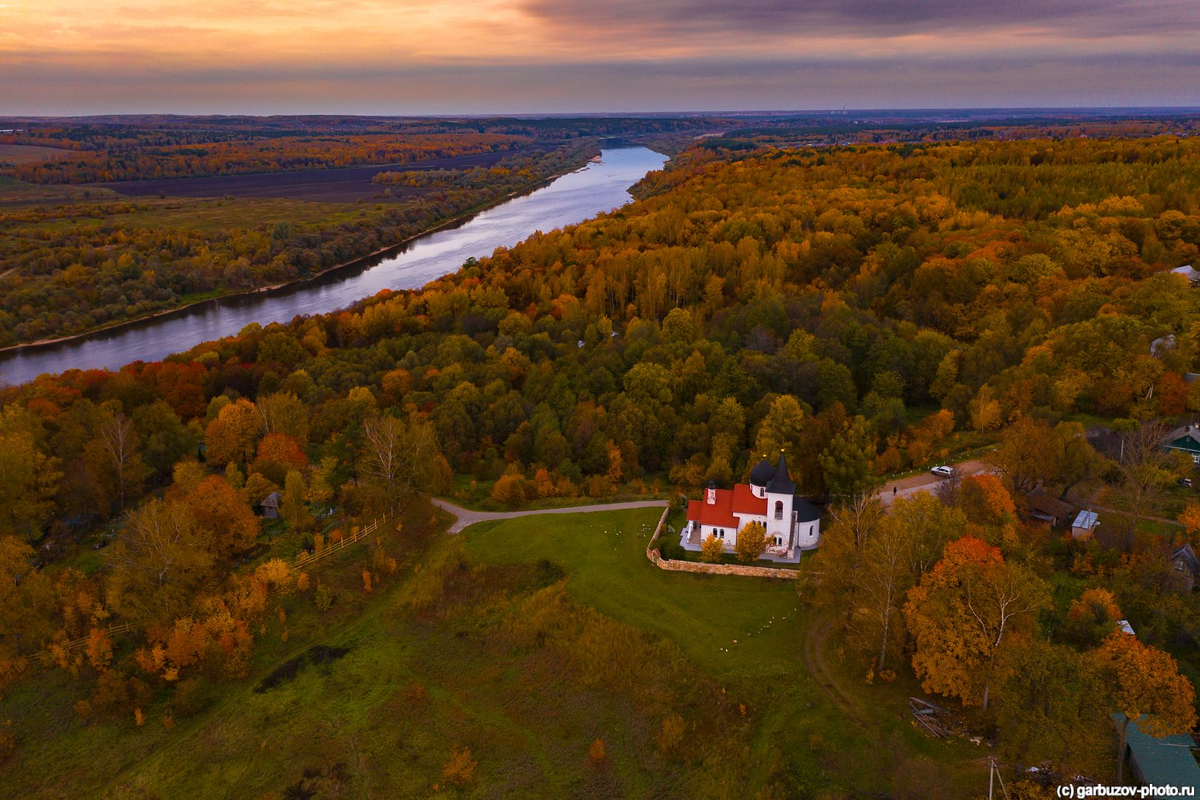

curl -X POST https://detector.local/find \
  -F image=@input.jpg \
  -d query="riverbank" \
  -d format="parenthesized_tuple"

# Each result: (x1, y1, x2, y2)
(0, 154, 602, 358)
(0, 146, 667, 384)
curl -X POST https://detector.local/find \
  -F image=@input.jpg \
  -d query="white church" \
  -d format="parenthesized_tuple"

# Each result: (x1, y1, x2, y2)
(681, 454, 822, 563)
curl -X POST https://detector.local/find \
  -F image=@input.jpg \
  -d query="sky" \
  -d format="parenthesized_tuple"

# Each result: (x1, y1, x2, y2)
(3, 0, 1200, 114)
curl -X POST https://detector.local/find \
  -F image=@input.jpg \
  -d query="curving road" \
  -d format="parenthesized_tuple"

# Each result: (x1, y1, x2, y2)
(430, 497, 668, 534)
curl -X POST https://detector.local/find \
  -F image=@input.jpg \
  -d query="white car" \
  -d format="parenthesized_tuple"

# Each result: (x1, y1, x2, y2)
(930, 465, 954, 477)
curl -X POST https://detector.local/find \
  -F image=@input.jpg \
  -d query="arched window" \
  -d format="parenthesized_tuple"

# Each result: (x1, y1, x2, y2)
(774, 500, 783, 520)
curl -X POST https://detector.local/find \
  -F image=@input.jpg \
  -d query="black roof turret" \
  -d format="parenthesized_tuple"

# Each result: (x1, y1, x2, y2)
(765, 453, 796, 495)
(748, 458, 775, 487)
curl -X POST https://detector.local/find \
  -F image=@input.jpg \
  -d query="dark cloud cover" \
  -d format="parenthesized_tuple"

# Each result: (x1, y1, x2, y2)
(525, 0, 1200, 38)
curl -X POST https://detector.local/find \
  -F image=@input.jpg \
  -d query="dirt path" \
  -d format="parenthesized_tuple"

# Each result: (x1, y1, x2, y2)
(430, 497, 668, 534)
(802, 617, 876, 736)
(877, 459, 992, 507)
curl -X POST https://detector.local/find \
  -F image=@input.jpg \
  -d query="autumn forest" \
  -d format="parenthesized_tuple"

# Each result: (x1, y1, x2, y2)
(2, 117, 1200, 797)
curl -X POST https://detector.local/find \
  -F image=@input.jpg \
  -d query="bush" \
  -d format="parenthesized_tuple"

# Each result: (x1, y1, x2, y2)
(442, 747, 477, 787)
(658, 540, 685, 561)
(314, 583, 334, 612)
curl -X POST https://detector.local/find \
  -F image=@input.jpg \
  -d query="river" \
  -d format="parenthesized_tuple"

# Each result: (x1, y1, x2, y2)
(0, 147, 667, 386)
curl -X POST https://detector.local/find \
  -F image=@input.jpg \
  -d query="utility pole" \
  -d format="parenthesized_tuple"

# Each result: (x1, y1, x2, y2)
(987, 758, 1009, 800)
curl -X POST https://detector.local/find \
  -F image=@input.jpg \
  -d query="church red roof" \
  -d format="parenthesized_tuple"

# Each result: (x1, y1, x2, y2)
(686, 487, 740, 529)
(687, 483, 765, 529)
(731, 484, 766, 515)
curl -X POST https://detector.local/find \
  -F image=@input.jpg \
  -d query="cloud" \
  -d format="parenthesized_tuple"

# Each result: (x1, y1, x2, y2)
(2, 0, 1199, 113)
(4, 53, 1199, 115)
(524, 0, 1200, 40)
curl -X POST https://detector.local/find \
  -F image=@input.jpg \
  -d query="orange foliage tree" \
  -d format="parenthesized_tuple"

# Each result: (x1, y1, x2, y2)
(903, 537, 1048, 709)
(1090, 632, 1198, 783)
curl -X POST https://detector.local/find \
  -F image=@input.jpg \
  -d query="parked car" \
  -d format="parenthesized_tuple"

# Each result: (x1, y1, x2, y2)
(1179, 477, 1194, 488)
(930, 465, 954, 477)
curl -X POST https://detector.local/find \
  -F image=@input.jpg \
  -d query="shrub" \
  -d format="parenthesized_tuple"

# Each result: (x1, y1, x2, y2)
(657, 714, 685, 757)
(658, 540, 685, 561)
(442, 747, 477, 787)
(314, 583, 334, 612)
(588, 738, 606, 766)
(701, 534, 724, 563)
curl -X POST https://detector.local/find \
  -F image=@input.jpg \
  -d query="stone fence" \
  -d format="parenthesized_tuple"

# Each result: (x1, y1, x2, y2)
(644, 506, 801, 580)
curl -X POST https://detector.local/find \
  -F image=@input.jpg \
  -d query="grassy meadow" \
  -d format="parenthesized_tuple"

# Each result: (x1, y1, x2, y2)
(1, 502, 987, 798)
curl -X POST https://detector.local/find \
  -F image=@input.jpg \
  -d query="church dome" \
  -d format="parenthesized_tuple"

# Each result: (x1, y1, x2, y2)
(748, 458, 775, 487)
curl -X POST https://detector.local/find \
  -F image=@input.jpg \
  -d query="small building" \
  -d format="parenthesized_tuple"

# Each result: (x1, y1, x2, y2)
(260, 491, 282, 519)
(1162, 424, 1200, 467)
(1024, 488, 1075, 527)
(1114, 714, 1200, 788)
(1150, 334, 1176, 358)
(1071, 509, 1100, 540)
(681, 454, 822, 563)
(1168, 544, 1199, 593)
(1170, 264, 1200, 287)
(1117, 619, 1136, 636)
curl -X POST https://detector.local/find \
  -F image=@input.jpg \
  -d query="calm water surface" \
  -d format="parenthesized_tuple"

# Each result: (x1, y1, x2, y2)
(0, 147, 666, 386)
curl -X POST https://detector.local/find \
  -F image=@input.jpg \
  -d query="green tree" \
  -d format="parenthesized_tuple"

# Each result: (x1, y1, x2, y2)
(818, 416, 879, 501)
(753, 394, 805, 460)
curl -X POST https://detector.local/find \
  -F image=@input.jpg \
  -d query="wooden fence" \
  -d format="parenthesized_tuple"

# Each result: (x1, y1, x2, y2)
(35, 621, 136, 665)
(291, 515, 390, 572)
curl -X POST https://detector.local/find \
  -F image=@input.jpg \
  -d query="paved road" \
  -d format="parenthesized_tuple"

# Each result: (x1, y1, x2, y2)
(430, 497, 668, 534)
(877, 459, 992, 507)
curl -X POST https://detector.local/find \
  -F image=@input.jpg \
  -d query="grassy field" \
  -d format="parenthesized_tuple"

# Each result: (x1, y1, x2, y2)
(0, 144, 75, 165)
(0, 502, 988, 798)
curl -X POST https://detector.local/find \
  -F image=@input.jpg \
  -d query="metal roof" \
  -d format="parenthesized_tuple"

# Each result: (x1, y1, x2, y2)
(1114, 714, 1200, 788)
(1072, 510, 1099, 529)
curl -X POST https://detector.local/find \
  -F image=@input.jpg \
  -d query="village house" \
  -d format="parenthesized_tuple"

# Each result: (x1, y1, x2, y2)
(1161, 424, 1200, 466)
(260, 491, 282, 519)
(1168, 544, 1199, 593)
(1024, 487, 1076, 528)
(1170, 264, 1200, 287)
(681, 454, 822, 563)
(1114, 714, 1200, 788)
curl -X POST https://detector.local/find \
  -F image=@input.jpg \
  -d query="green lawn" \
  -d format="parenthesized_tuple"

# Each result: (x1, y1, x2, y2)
(464, 508, 806, 678)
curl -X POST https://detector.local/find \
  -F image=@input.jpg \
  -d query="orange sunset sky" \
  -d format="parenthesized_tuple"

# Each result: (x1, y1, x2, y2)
(3, 0, 1199, 113)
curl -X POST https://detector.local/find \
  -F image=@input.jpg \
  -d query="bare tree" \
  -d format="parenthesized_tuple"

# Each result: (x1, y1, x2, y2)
(99, 407, 142, 512)
(1117, 421, 1181, 540)
(359, 415, 447, 513)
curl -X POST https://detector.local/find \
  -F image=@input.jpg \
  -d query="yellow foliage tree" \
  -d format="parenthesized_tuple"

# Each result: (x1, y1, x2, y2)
(734, 521, 767, 563)
(700, 534, 724, 563)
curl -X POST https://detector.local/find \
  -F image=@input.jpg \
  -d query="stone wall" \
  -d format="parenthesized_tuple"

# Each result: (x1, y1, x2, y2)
(645, 506, 800, 580)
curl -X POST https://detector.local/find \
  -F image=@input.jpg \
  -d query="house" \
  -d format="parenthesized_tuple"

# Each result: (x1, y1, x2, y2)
(1161, 424, 1200, 466)
(1113, 714, 1200, 788)
(1150, 334, 1176, 358)
(681, 454, 821, 563)
(1071, 509, 1100, 540)
(1168, 544, 1199, 593)
(1117, 619, 1136, 636)
(1024, 488, 1075, 527)
(260, 491, 282, 519)
(1170, 264, 1200, 287)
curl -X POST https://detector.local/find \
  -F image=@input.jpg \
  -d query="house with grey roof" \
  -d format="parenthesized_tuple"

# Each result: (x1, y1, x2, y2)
(1170, 264, 1200, 286)
(1071, 509, 1100, 540)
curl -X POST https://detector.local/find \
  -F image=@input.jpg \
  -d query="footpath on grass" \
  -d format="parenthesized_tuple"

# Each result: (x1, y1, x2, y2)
(430, 497, 669, 534)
